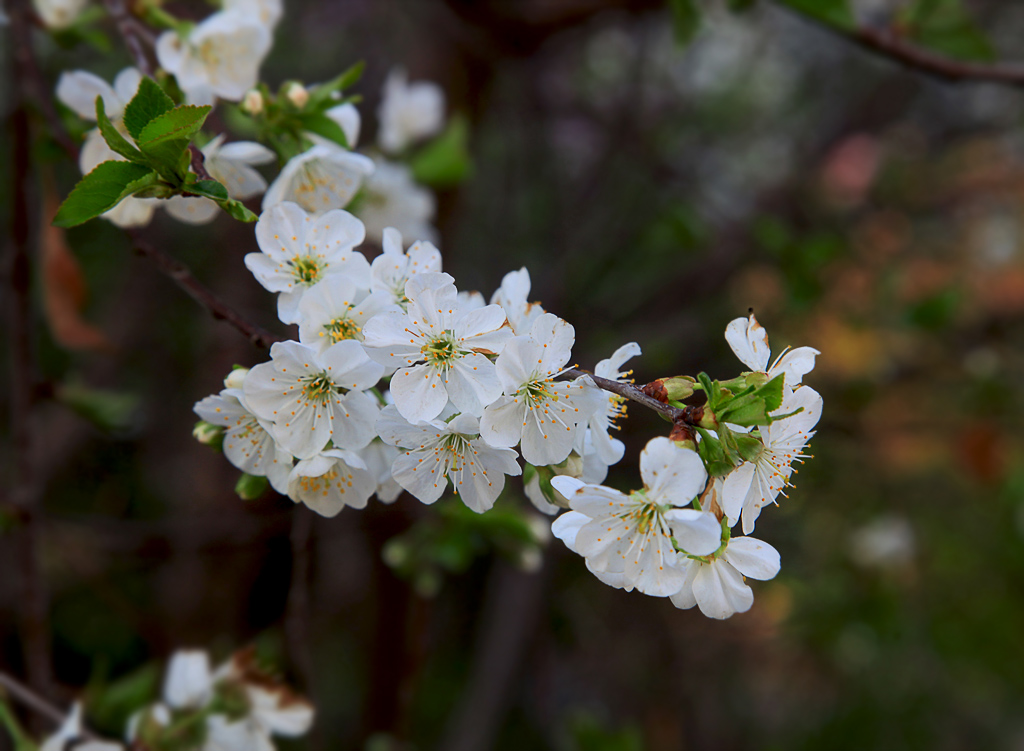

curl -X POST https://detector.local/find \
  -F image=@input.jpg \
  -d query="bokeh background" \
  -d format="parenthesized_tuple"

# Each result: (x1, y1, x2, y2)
(4, 0, 1024, 749)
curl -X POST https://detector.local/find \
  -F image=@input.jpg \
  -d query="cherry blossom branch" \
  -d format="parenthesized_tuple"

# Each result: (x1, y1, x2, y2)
(125, 231, 282, 349)
(563, 368, 685, 421)
(778, 3, 1024, 87)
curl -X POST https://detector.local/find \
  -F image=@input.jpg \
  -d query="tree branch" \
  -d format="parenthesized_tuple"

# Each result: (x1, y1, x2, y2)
(563, 368, 685, 422)
(0, 672, 101, 740)
(103, 0, 154, 76)
(125, 230, 282, 349)
(779, 4, 1024, 87)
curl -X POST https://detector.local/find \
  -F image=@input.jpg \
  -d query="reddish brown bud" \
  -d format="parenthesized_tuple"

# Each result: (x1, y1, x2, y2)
(642, 380, 669, 403)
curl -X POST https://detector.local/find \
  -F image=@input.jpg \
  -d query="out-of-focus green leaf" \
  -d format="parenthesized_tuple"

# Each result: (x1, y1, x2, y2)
(122, 77, 175, 141)
(669, 0, 701, 45)
(88, 662, 160, 733)
(236, 473, 269, 500)
(57, 383, 141, 433)
(52, 161, 157, 227)
(219, 198, 259, 223)
(299, 112, 350, 148)
(781, 0, 853, 28)
(902, 0, 994, 61)
(307, 61, 365, 111)
(410, 115, 473, 187)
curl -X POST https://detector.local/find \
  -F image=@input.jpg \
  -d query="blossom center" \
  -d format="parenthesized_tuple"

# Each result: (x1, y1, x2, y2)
(299, 373, 335, 404)
(290, 255, 324, 285)
(520, 377, 556, 406)
(324, 314, 361, 342)
(422, 333, 461, 369)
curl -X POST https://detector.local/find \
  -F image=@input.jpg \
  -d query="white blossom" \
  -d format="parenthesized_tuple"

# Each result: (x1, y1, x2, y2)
(156, 10, 272, 105)
(359, 439, 403, 503)
(213, 650, 314, 740)
(33, 0, 88, 29)
(167, 135, 275, 225)
(721, 385, 822, 534)
(490, 267, 545, 336)
(377, 67, 445, 154)
(262, 144, 374, 214)
(286, 448, 376, 516)
(550, 438, 720, 596)
(356, 159, 437, 245)
(480, 313, 599, 467)
(849, 515, 915, 569)
(296, 276, 396, 354)
(377, 406, 521, 513)
(581, 342, 641, 470)
(725, 312, 819, 390)
(369, 227, 442, 309)
(363, 271, 512, 423)
(193, 387, 293, 493)
(669, 535, 781, 619)
(243, 340, 382, 459)
(223, 0, 282, 29)
(163, 650, 214, 709)
(246, 202, 370, 324)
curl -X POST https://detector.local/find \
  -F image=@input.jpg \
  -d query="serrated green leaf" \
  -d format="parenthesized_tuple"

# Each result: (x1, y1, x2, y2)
(299, 112, 350, 148)
(307, 61, 366, 110)
(781, 0, 853, 28)
(669, 0, 701, 45)
(53, 161, 157, 227)
(190, 179, 229, 201)
(96, 96, 145, 163)
(410, 115, 473, 188)
(759, 373, 785, 412)
(122, 77, 175, 141)
(136, 105, 212, 180)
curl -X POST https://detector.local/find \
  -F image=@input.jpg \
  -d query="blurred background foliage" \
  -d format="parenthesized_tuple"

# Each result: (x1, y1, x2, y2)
(4, 0, 1024, 749)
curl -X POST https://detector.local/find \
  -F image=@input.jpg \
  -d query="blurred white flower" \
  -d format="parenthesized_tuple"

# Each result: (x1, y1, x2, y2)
(156, 10, 271, 105)
(378, 67, 445, 154)
(33, 0, 88, 29)
(41, 704, 123, 751)
(357, 158, 437, 245)
(263, 144, 374, 214)
(849, 515, 915, 569)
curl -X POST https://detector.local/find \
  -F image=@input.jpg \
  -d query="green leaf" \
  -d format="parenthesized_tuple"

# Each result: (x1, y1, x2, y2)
(307, 61, 366, 110)
(189, 179, 229, 201)
(781, 0, 853, 28)
(298, 112, 350, 148)
(136, 105, 212, 178)
(669, 0, 701, 45)
(903, 0, 994, 62)
(122, 77, 175, 142)
(95, 96, 145, 162)
(57, 383, 141, 433)
(53, 161, 157, 227)
(696, 427, 734, 478)
(410, 115, 473, 188)
(758, 373, 785, 413)
(219, 199, 259, 223)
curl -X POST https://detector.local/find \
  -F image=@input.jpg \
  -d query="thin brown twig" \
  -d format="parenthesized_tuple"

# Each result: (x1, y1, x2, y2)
(0, 672, 77, 733)
(103, 0, 154, 76)
(778, 3, 1024, 87)
(563, 368, 685, 422)
(125, 230, 282, 348)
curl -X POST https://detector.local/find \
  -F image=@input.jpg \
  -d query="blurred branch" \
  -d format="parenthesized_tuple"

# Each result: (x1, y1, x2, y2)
(0, 673, 84, 736)
(125, 230, 282, 349)
(284, 509, 321, 751)
(7, 0, 54, 707)
(103, 0, 155, 76)
(564, 368, 690, 422)
(778, 4, 1024, 86)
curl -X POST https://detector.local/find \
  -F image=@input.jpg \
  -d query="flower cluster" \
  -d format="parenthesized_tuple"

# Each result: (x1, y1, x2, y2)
(33, 648, 311, 751)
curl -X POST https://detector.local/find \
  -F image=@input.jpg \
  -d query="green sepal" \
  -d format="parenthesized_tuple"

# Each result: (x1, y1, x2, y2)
(734, 432, 765, 463)
(306, 61, 366, 111)
(52, 161, 158, 227)
(95, 96, 145, 162)
(122, 77, 176, 141)
(235, 473, 269, 500)
(695, 427, 734, 478)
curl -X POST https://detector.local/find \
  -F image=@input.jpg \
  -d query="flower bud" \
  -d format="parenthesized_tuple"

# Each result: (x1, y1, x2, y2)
(284, 82, 309, 109)
(241, 89, 264, 115)
(642, 376, 696, 403)
(235, 473, 268, 500)
(193, 420, 223, 447)
(224, 366, 249, 390)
